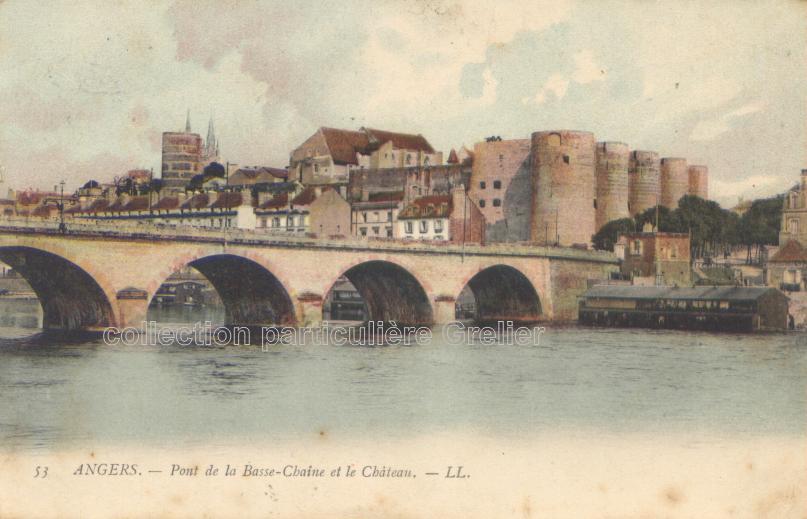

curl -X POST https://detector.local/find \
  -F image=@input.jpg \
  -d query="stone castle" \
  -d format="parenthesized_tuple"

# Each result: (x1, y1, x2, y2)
(469, 130, 708, 246)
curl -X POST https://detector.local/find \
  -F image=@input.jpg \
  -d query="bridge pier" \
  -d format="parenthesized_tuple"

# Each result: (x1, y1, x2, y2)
(296, 293, 324, 327)
(432, 296, 457, 324)
(116, 288, 150, 330)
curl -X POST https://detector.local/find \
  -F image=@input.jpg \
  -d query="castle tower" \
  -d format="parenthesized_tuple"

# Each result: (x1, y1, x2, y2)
(595, 141, 630, 231)
(628, 151, 660, 216)
(660, 157, 688, 209)
(687, 165, 708, 199)
(529, 130, 596, 246)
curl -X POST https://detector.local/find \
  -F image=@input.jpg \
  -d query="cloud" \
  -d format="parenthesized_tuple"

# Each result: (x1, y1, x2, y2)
(524, 73, 570, 105)
(0, 0, 804, 210)
(521, 49, 603, 106)
(571, 49, 605, 84)
(690, 101, 765, 141)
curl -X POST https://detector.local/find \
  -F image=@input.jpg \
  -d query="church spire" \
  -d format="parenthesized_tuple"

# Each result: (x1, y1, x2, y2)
(185, 109, 191, 132)
(206, 115, 216, 150)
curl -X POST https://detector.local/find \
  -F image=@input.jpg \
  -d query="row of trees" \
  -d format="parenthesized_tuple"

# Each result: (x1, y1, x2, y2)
(592, 194, 784, 263)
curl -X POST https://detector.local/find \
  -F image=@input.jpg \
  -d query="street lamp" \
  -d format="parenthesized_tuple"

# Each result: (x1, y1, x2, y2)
(54, 180, 66, 233)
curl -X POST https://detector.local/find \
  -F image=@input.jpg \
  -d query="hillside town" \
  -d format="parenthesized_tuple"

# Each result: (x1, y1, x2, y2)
(0, 113, 805, 329)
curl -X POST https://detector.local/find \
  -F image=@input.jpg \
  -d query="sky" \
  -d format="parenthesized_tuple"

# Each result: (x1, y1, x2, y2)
(0, 0, 805, 207)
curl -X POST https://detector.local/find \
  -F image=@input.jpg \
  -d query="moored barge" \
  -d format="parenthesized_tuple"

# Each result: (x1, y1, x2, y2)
(579, 285, 789, 332)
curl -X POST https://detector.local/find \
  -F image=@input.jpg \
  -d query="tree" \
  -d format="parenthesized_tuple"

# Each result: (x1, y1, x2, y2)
(203, 162, 226, 179)
(634, 205, 681, 233)
(592, 218, 635, 251)
(115, 177, 134, 196)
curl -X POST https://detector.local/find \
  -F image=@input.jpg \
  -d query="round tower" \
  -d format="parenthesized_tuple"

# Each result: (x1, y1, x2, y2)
(687, 165, 708, 199)
(595, 141, 630, 231)
(530, 130, 596, 246)
(660, 157, 688, 209)
(628, 151, 660, 216)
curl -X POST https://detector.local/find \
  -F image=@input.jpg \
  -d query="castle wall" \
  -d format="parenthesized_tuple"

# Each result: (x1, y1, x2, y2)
(688, 165, 708, 199)
(468, 139, 532, 242)
(628, 151, 661, 216)
(595, 141, 630, 230)
(530, 131, 596, 246)
(660, 157, 688, 209)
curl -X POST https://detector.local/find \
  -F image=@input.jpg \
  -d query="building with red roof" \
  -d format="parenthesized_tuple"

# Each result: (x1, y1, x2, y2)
(289, 126, 443, 184)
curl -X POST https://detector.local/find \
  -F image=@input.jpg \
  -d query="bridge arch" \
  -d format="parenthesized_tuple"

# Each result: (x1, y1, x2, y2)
(0, 246, 116, 330)
(331, 260, 433, 326)
(458, 264, 542, 323)
(148, 253, 296, 327)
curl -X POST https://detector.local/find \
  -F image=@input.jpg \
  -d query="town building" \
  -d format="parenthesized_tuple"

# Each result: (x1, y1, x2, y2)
(161, 112, 218, 190)
(615, 230, 691, 286)
(228, 166, 288, 187)
(779, 170, 807, 245)
(396, 187, 485, 244)
(289, 127, 442, 184)
(765, 240, 807, 292)
(347, 163, 470, 239)
(352, 191, 403, 239)
(322, 276, 367, 321)
(69, 191, 257, 230)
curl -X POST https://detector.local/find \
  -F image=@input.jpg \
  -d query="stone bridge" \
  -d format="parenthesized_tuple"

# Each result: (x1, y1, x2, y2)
(0, 221, 618, 330)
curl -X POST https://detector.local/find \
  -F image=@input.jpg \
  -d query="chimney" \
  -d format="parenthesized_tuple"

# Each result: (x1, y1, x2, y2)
(801, 169, 807, 191)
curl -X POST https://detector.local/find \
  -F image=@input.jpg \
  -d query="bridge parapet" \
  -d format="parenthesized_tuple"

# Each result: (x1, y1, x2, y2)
(0, 217, 617, 264)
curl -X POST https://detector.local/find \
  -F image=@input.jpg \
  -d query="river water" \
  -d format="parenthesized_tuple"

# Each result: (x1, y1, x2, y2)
(0, 299, 805, 452)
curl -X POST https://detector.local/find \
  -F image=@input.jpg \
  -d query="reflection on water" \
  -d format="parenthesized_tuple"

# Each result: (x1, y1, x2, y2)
(146, 303, 225, 325)
(0, 299, 42, 329)
(0, 301, 805, 452)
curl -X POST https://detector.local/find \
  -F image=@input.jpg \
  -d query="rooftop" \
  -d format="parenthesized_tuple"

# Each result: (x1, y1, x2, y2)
(769, 240, 807, 263)
(583, 284, 783, 302)
(398, 194, 452, 219)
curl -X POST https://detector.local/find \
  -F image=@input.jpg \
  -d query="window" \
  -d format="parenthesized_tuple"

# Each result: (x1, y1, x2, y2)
(372, 226, 380, 235)
(287, 216, 294, 227)
(563, 155, 570, 164)
(434, 220, 443, 232)
(405, 154, 412, 165)
(362, 212, 367, 223)
(386, 227, 393, 238)
(493, 199, 501, 207)
(479, 199, 486, 208)
(480, 181, 486, 189)
(405, 221, 413, 234)
(632, 240, 642, 255)
(272, 217, 280, 228)
(593, 199, 597, 209)
(373, 211, 379, 221)
(360, 227, 367, 237)
(314, 164, 319, 173)
(424, 156, 430, 165)
(419, 220, 428, 233)
(493, 180, 501, 189)
(387, 211, 393, 222)
(789, 218, 799, 234)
